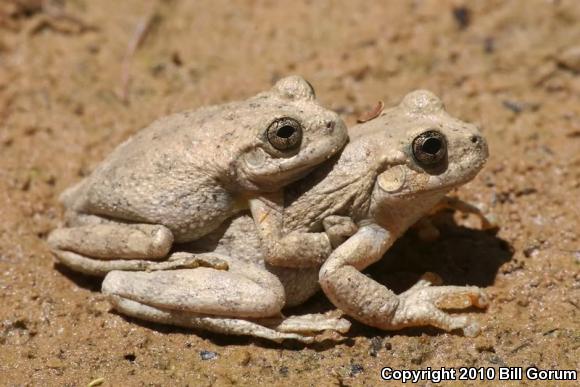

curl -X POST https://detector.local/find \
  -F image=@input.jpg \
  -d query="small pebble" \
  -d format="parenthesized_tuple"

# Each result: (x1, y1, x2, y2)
(452, 6, 471, 29)
(87, 377, 105, 387)
(483, 37, 495, 53)
(369, 336, 383, 357)
(350, 363, 364, 376)
(475, 339, 495, 353)
(523, 245, 540, 258)
(558, 46, 580, 72)
(199, 350, 218, 360)
(124, 353, 136, 362)
(502, 100, 524, 113)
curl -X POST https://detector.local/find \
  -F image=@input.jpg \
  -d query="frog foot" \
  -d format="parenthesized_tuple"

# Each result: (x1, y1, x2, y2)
(257, 311, 351, 335)
(147, 252, 229, 271)
(392, 272, 488, 337)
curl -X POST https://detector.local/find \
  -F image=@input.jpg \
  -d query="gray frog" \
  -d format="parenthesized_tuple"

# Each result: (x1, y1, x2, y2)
(48, 76, 348, 276)
(101, 90, 490, 343)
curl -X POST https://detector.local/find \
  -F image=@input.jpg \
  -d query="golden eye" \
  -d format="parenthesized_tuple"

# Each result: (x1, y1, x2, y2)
(266, 118, 303, 151)
(412, 130, 447, 166)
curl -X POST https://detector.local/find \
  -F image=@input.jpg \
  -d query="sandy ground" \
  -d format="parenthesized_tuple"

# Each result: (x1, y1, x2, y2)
(1, 0, 579, 385)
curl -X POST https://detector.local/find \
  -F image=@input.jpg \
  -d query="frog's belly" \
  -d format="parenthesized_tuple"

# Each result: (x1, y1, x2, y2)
(268, 266, 321, 308)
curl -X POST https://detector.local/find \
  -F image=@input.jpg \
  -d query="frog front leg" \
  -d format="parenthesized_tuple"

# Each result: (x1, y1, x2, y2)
(109, 296, 350, 343)
(318, 224, 488, 336)
(249, 194, 357, 268)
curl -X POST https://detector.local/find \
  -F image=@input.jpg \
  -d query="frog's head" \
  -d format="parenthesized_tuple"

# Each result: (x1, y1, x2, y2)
(361, 90, 488, 230)
(234, 76, 348, 191)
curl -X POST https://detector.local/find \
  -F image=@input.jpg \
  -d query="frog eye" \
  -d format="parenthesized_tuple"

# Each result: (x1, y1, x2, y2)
(266, 117, 303, 151)
(412, 130, 447, 166)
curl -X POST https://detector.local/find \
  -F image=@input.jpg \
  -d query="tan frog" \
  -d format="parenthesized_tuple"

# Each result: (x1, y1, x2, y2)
(101, 90, 490, 342)
(48, 76, 348, 276)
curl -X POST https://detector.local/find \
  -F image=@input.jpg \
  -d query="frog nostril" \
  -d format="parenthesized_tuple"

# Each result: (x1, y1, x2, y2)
(326, 121, 335, 132)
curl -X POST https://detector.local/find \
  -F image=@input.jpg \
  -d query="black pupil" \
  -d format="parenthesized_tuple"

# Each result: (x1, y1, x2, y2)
(277, 125, 295, 138)
(422, 137, 442, 155)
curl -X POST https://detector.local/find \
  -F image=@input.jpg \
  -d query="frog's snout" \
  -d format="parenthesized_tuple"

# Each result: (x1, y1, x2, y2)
(469, 133, 489, 159)
(324, 120, 336, 134)
(470, 134, 482, 145)
(319, 115, 348, 146)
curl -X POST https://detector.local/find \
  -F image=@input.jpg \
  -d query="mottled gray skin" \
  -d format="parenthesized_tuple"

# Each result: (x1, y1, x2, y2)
(102, 90, 490, 343)
(48, 76, 348, 276)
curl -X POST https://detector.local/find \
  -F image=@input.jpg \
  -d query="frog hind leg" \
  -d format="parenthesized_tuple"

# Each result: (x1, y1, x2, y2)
(51, 249, 228, 277)
(107, 296, 351, 343)
(102, 255, 348, 342)
(109, 296, 315, 343)
(48, 221, 175, 276)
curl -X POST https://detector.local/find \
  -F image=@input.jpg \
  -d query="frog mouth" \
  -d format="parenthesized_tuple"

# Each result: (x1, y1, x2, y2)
(241, 147, 334, 188)
(393, 153, 487, 197)
(434, 156, 488, 191)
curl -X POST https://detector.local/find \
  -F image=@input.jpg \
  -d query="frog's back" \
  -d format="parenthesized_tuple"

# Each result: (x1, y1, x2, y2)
(64, 106, 237, 241)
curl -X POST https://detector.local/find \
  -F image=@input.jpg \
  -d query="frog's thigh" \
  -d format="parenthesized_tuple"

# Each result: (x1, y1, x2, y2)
(48, 223, 173, 260)
(102, 257, 285, 318)
(108, 296, 313, 343)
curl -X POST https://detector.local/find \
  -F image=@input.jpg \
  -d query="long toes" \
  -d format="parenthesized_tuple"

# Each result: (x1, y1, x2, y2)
(408, 272, 443, 291)
(421, 272, 443, 285)
(401, 273, 445, 296)
(423, 286, 488, 310)
(440, 313, 481, 337)
(470, 290, 489, 308)
(53, 250, 155, 277)
(268, 314, 352, 334)
(110, 295, 315, 344)
(419, 308, 474, 334)
(279, 333, 315, 343)
(109, 296, 314, 343)
(150, 253, 229, 271)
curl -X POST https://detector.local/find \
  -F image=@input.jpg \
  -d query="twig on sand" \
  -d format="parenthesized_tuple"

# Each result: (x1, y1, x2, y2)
(26, 12, 96, 35)
(87, 377, 105, 387)
(357, 100, 384, 123)
(117, 12, 157, 104)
